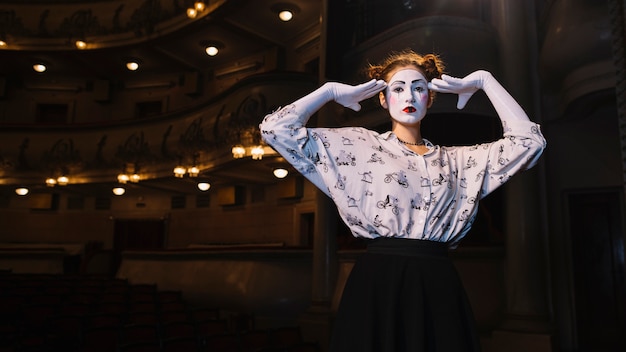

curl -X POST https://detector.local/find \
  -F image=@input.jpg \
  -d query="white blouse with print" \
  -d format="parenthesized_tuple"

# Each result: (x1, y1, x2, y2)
(260, 104, 546, 246)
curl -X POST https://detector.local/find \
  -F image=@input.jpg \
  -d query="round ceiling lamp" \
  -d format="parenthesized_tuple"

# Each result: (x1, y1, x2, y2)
(126, 61, 139, 71)
(33, 63, 47, 73)
(205, 46, 219, 56)
(15, 187, 29, 196)
(279, 10, 293, 21)
(273, 168, 288, 178)
(271, 3, 300, 22)
(197, 181, 211, 191)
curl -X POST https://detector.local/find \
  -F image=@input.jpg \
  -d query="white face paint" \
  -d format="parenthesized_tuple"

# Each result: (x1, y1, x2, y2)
(383, 69, 429, 126)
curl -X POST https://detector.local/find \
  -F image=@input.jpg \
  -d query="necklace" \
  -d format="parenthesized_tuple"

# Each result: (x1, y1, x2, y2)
(397, 136, 425, 146)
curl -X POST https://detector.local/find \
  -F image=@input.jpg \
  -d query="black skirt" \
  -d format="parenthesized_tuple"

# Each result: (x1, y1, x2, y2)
(329, 237, 481, 352)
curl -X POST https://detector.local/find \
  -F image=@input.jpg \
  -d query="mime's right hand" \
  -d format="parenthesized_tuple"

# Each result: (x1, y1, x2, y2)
(325, 79, 387, 112)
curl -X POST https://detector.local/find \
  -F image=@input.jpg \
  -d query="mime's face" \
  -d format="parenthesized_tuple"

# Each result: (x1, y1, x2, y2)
(380, 68, 430, 126)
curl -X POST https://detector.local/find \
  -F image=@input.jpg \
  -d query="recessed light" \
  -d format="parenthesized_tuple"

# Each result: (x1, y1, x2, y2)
(15, 188, 29, 196)
(33, 63, 47, 73)
(126, 61, 139, 71)
(197, 182, 211, 191)
(205, 46, 219, 56)
(279, 10, 293, 21)
(271, 3, 300, 22)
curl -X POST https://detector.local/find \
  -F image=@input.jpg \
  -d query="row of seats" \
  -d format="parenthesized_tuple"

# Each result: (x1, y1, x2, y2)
(0, 273, 319, 352)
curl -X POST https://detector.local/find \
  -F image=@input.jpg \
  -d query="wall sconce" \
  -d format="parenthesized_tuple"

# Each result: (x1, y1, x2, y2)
(112, 187, 126, 196)
(117, 173, 130, 184)
(232, 145, 276, 160)
(173, 165, 186, 178)
(117, 163, 141, 183)
(117, 172, 140, 183)
(75, 40, 87, 49)
(250, 146, 265, 160)
(45, 178, 57, 187)
(232, 145, 246, 159)
(57, 176, 69, 186)
(187, 1, 206, 18)
(0, 40, 6, 48)
(15, 188, 29, 196)
(44, 175, 70, 187)
(187, 166, 200, 177)
(173, 163, 200, 178)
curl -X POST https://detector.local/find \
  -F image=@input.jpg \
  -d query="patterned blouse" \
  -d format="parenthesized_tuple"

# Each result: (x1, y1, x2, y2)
(260, 104, 546, 246)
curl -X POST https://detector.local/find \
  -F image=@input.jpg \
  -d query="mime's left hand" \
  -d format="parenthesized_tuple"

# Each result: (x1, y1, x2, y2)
(428, 70, 493, 109)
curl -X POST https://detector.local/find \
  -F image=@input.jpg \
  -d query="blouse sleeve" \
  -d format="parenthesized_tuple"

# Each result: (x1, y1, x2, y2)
(259, 104, 331, 196)
(473, 118, 546, 199)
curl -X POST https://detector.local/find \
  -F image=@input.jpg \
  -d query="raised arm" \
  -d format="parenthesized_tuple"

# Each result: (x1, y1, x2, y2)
(283, 79, 387, 122)
(259, 79, 386, 193)
(428, 70, 530, 125)
(428, 70, 546, 194)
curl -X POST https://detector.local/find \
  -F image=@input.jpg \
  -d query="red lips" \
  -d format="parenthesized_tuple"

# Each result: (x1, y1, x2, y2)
(403, 106, 416, 113)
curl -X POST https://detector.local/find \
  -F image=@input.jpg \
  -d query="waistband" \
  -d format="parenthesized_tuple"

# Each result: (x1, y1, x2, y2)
(366, 237, 449, 257)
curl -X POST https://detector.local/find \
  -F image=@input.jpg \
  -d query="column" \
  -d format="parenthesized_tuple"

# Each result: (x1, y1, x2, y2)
(297, 1, 340, 350)
(490, 1, 554, 350)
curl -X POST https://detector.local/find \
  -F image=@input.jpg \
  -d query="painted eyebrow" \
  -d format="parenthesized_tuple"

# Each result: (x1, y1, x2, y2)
(390, 79, 426, 85)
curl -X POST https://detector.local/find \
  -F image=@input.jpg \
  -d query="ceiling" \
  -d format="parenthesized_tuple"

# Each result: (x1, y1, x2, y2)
(0, 0, 321, 196)
(0, 0, 321, 77)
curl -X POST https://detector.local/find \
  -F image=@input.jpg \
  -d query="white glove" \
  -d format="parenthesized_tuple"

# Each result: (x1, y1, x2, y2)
(326, 79, 387, 111)
(428, 70, 529, 122)
(428, 70, 491, 109)
(294, 79, 387, 118)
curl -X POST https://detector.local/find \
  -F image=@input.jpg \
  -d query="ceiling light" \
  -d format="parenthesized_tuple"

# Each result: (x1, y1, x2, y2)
(205, 46, 219, 56)
(273, 168, 288, 178)
(15, 188, 29, 196)
(33, 64, 47, 73)
(279, 10, 293, 21)
(187, 8, 198, 18)
(130, 173, 141, 183)
(197, 181, 211, 191)
(75, 40, 87, 49)
(112, 187, 125, 196)
(271, 3, 300, 22)
(126, 61, 139, 71)
(45, 177, 57, 187)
